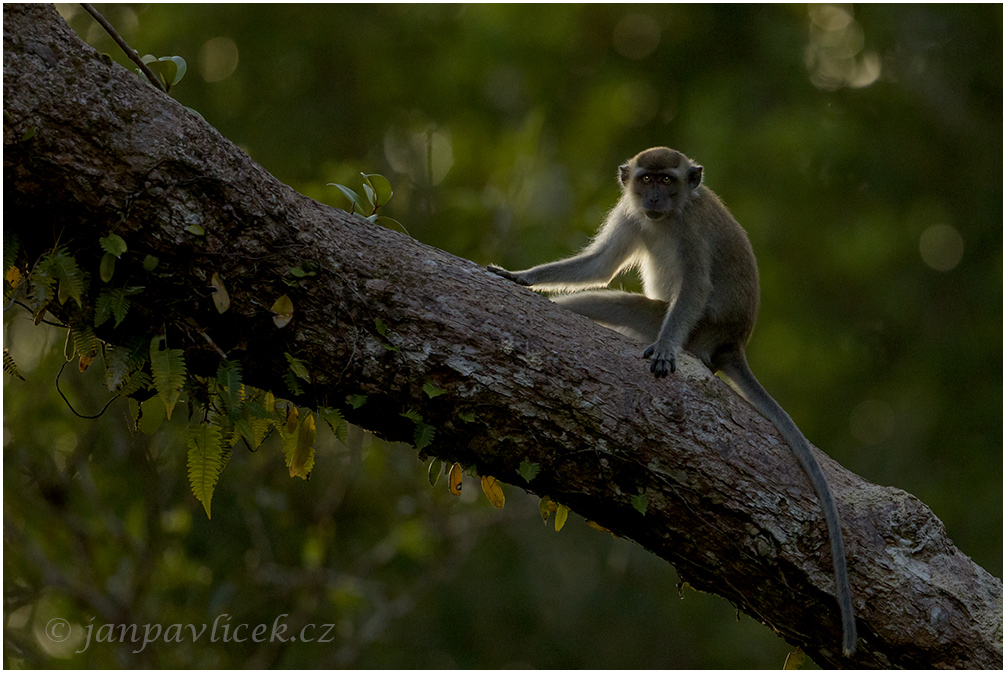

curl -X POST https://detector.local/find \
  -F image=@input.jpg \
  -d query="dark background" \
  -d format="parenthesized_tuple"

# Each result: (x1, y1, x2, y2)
(4, 4, 1001, 668)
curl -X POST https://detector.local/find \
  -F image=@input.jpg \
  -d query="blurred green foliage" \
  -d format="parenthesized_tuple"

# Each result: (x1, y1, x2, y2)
(4, 4, 1000, 667)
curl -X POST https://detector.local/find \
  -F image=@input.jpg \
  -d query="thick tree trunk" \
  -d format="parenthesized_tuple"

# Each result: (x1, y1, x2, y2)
(3, 4, 1001, 668)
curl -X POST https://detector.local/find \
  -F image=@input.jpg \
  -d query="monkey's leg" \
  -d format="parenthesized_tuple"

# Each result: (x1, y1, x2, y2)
(553, 291, 667, 344)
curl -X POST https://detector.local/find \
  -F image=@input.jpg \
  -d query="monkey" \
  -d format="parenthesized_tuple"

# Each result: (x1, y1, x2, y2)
(487, 147, 857, 657)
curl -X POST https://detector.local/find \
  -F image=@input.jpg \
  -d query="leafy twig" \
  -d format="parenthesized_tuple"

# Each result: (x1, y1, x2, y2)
(79, 3, 167, 93)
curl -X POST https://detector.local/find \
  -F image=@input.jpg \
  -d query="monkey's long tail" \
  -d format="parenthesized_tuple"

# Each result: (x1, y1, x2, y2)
(720, 356, 857, 658)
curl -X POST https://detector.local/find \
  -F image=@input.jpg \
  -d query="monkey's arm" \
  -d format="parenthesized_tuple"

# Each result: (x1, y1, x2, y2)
(643, 253, 712, 377)
(488, 209, 640, 291)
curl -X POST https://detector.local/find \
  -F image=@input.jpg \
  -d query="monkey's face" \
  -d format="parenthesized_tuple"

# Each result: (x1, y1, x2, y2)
(628, 168, 702, 220)
(620, 148, 703, 220)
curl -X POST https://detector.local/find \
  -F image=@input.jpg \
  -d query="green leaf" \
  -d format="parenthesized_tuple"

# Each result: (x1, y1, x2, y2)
(349, 394, 367, 409)
(103, 337, 148, 392)
(3, 234, 19, 276)
(138, 396, 166, 435)
(165, 55, 187, 85)
(115, 370, 151, 398)
(143, 55, 187, 89)
(283, 369, 303, 397)
(186, 223, 205, 236)
(328, 183, 373, 214)
(142, 255, 159, 271)
(284, 352, 311, 382)
(374, 216, 408, 235)
(631, 493, 648, 515)
(414, 423, 435, 450)
(150, 335, 187, 420)
(422, 381, 446, 398)
(457, 411, 476, 423)
(99, 233, 128, 257)
(95, 287, 141, 328)
(187, 423, 226, 518)
(400, 408, 423, 423)
(319, 406, 348, 444)
(69, 324, 100, 361)
(374, 318, 388, 336)
(518, 460, 540, 483)
(362, 173, 394, 207)
(362, 182, 377, 207)
(99, 253, 116, 283)
(41, 248, 85, 308)
(428, 458, 443, 486)
(217, 360, 244, 421)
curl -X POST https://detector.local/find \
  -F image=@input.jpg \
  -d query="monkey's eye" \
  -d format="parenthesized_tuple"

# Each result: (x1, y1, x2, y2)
(639, 175, 652, 184)
(660, 175, 673, 185)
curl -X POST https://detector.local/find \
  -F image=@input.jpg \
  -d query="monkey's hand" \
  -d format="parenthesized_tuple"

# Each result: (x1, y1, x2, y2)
(643, 343, 676, 378)
(487, 265, 531, 287)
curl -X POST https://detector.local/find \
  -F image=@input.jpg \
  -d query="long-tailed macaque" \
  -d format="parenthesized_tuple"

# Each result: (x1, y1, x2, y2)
(488, 147, 857, 656)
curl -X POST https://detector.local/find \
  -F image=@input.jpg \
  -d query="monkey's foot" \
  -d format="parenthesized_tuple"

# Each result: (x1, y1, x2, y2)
(643, 344, 676, 378)
(487, 265, 531, 286)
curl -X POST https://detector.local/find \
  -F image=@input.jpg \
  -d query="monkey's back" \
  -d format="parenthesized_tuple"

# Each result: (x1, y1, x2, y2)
(687, 187, 761, 360)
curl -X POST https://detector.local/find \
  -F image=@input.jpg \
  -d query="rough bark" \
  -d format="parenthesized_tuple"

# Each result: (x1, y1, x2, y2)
(3, 4, 1001, 668)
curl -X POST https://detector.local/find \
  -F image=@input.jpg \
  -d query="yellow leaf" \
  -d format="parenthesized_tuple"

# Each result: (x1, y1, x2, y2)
(480, 475, 505, 509)
(449, 462, 463, 496)
(555, 503, 570, 532)
(783, 648, 806, 670)
(586, 520, 610, 533)
(210, 272, 230, 313)
(285, 405, 299, 435)
(272, 294, 294, 328)
(78, 353, 94, 372)
(288, 414, 316, 479)
(5, 266, 22, 288)
(539, 495, 556, 524)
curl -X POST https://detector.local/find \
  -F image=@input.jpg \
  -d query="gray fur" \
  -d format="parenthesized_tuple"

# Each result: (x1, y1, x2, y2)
(488, 147, 857, 656)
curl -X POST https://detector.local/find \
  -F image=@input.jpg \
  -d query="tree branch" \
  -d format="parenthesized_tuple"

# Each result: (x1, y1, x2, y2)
(3, 4, 1001, 668)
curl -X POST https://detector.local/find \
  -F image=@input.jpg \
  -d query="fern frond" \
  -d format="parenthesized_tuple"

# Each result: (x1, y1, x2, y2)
(284, 352, 311, 382)
(4, 349, 25, 381)
(187, 422, 227, 518)
(319, 406, 348, 444)
(49, 248, 86, 308)
(150, 335, 187, 420)
(70, 324, 100, 359)
(216, 360, 244, 421)
(103, 337, 149, 392)
(3, 235, 20, 275)
(94, 287, 142, 327)
(414, 422, 435, 450)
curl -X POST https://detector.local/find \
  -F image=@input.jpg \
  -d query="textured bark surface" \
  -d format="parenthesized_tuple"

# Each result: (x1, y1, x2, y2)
(4, 4, 1001, 668)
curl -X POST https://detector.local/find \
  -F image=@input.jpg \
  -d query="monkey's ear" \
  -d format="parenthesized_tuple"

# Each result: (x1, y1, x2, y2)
(618, 163, 631, 187)
(687, 165, 703, 190)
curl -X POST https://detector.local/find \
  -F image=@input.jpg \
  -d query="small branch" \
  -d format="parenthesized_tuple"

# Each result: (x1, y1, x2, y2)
(79, 3, 167, 93)
(55, 361, 120, 419)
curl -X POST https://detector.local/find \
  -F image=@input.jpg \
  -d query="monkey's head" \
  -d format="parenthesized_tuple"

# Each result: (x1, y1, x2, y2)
(619, 147, 703, 220)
